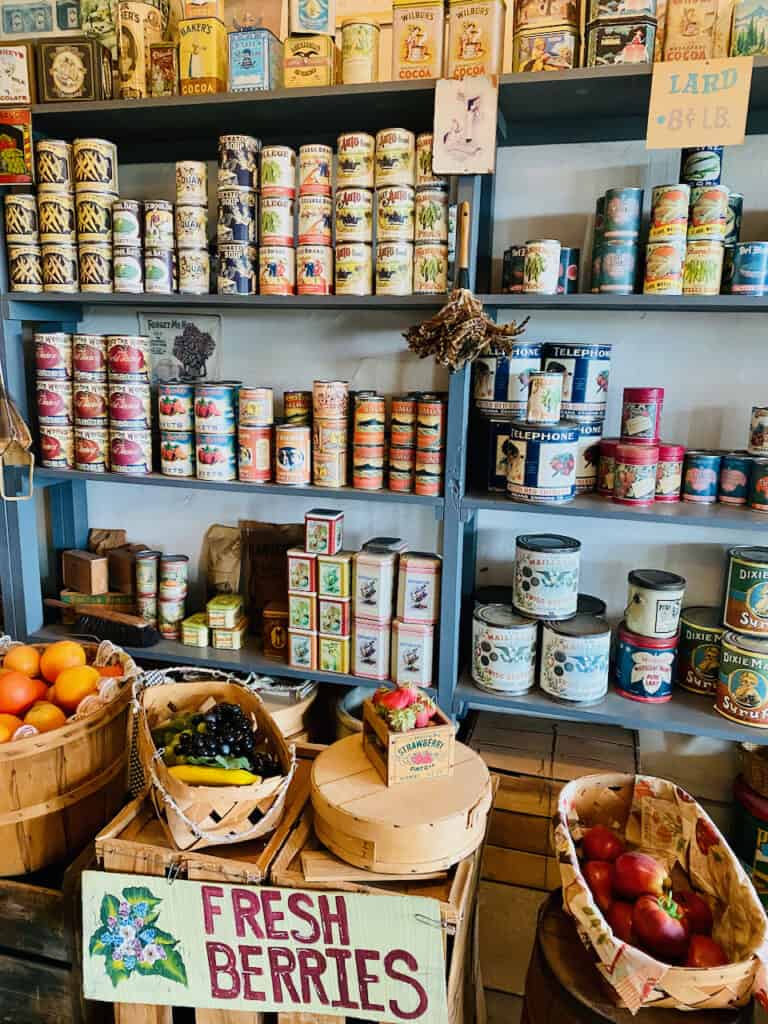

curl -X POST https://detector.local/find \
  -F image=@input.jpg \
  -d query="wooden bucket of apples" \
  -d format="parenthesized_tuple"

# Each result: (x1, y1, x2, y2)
(553, 773, 768, 1013)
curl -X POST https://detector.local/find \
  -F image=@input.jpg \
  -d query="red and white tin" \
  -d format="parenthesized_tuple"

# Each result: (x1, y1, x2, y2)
(655, 442, 685, 502)
(39, 425, 74, 468)
(298, 194, 333, 245)
(597, 437, 620, 497)
(35, 332, 71, 380)
(318, 596, 351, 637)
(73, 380, 108, 426)
(73, 334, 107, 380)
(106, 335, 150, 382)
(353, 616, 391, 680)
(259, 246, 295, 295)
(299, 144, 332, 195)
(613, 443, 659, 506)
(108, 382, 152, 430)
(238, 426, 272, 482)
(620, 386, 664, 445)
(110, 429, 152, 474)
(74, 426, 109, 472)
(36, 379, 73, 426)
(305, 507, 345, 555)
(288, 548, 318, 593)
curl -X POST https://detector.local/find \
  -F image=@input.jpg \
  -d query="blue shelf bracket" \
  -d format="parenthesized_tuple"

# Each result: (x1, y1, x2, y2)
(49, 479, 89, 552)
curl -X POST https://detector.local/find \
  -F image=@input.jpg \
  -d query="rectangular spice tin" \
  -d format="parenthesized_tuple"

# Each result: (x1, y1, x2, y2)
(353, 548, 397, 622)
(319, 634, 350, 674)
(288, 628, 317, 670)
(0, 43, 36, 103)
(391, 617, 434, 687)
(397, 551, 442, 624)
(212, 617, 249, 650)
(0, 108, 33, 184)
(206, 592, 244, 628)
(305, 508, 344, 555)
(317, 552, 352, 598)
(586, 18, 655, 65)
(181, 612, 209, 647)
(283, 34, 335, 87)
(287, 548, 317, 593)
(228, 27, 282, 91)
(512, 25, 578, 71)
(289, 592, 317, 632)
(352, 616, 391, 679)
(318, 596, 351, 636)
(150, 43, 179, 97)
(36, 37, 113, 101)
(179, 16, 227, 95)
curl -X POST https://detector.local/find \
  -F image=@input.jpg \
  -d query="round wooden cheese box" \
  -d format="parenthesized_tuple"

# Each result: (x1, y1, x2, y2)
(310, 734, 493, 874)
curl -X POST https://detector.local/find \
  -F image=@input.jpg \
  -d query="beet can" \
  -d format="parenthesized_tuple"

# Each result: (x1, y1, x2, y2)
(158, 382, 194, 431)
(160, 431, 195, 477)
(238, 425, 272, 482)
(196, 433, 237, 481)
(259, 245, 295, 295)
(36, 379, 73, 426)
(39, 425, 74, 469)
(109, 382, 152, 430)
(297, 244, 333, 294)
(110, 429, 152, 474)
(682, 450, 721, 504)
(106, 335, 150, 382)
(677, 606, 723, 696)
(275, 423, 311, 485)
(655, 442, 685, 502)
(75, 426, 109, 472)
(195, 383, 237, 434)
(719, 451, 752, 506)
(613, 442, 658, 506)
(717, 631, 768, 728)
(750, 458, 768, 513)
(35, 332, 72, 380)
(615, 622, 678, 703)
(620, 386, 663, 444)
(73, 380, 108, 427)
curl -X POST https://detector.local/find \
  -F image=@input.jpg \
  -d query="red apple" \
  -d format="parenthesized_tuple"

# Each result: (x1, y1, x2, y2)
(606, 900, 635, 944)
(583, 860, 615, 913)
(582, 825, 626, 863)
(632, 894, 690, 962)
(674, 890, 713, 936)
(613, 851, 669, 901)
(685, 934, 728, 968)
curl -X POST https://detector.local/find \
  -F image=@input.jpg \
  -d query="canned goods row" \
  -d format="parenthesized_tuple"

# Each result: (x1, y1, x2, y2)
(34, 332, 111, 381)
(338, 131, 446, 190)
(34, 138, 118, 195)
(38, 424, 152, 474)
(502, 242, 580, 295)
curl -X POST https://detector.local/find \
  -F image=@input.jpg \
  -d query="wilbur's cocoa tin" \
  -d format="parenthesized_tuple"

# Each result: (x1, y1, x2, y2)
(196, 434, 237, 481)
(35, 332, 71, 380)
(160, 431, 195, 477)
(73, 380, 108, 426)
(613, 443, 658, 505)
(474, 342, 542, 417)
(506, 420, 578, 504)
(724, 547, 768, 638)
(682, 450, 721, 503)
(513, 533, 580, 620)
(238, 425, 272, 482)
(74, 426, 109, 472)
(620, 386, 663, 444)
(542, 343, 610, 422)
(109, 429, 152, 474)
(540, 614, 611, 704)
(678, 605, 723, 696)
(717, 632, 768, 728)
(471, 603, 537, 695)
(275, 423, 311, 485)
(655, 442, 685, 502)
(39, 425, 74, 469)
(719, 451, 752, 506)
(597, 437, 619, 496)
(750, 459, 768, 514)
(615, 622, 678, 703)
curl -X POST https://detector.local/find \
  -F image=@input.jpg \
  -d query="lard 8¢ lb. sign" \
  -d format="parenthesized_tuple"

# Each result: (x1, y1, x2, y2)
(82, 871, 449, 1021)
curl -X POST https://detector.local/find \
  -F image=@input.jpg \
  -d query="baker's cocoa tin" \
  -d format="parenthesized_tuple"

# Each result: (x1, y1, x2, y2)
(73, 380, 108, 426)
(717, 631, 768, 728)
(677, 605, 723, 696)
(110, 429, 152, 474)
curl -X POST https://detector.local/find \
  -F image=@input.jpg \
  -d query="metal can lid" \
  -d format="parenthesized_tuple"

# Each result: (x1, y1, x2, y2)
(545, 614, 610, 640)
(680, 605, 723, 632)
(160, 554, 190, 564)
(729, 546, 768, 565)
(516, 533, 581, 553)
(628, 568, 686, 590)
(577, 593, 607, 617)
(618, 620, 680, 649)
(136, 550, 161, 561)
(722, 629, 768, 656)
(685, 449, 722, 460)
(525, 238, 560, 246)
(474, 603, 535, 629)
(622, 386, 664, 400)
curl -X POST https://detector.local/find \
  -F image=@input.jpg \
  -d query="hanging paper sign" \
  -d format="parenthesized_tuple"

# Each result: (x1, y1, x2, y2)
(433, 75, 498, 175)
(646, 57, 754, 149)
(82, 871, 449, 1022)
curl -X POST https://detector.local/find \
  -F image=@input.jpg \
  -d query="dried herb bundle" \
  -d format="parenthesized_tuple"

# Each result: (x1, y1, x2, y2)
(404, 289, 529, 372)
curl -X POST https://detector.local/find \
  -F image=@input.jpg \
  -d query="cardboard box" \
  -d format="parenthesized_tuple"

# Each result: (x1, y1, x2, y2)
(0, 42, 36, 103)
(179, 15, 227, 94)
(479, 881, 545, 996)
(62, 549, 108, 595)
(36, 36, 113, 101)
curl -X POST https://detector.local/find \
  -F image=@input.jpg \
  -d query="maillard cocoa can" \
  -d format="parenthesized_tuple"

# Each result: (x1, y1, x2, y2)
(238, 426, 272, 482)
(539, 615, 611, 705)
(75, 427, 109, 472)
(40, 425, 74, 469)
(717, 631, 768, 728)
(35, 332, 72, 380)
(74, 380, 108, 427)
(724, 547, 768, 638)
(513, 533, 580, 621)
(110, 429, 152, 474)
(677, 606, 723, 696)
(472, 604, 537, 695)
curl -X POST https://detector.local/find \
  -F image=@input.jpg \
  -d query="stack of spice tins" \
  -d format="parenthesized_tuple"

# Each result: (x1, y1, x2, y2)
(135, 550, 160, 629)
(73, 332, 109, 473)
(195, 381, 239, 482)
(238, 386, 273, 483)
(74, 138, 119, 294)
(35, 140, 78, 294)
(144, 196, 175, 295)
(259, 143, 296, 295)
(512, 0, 579, 73)
(107, 335, 152, 475)
(113, 198, 144, 293)
(207, 593, 247, 650)
(413, 133, 449, 295)
(392, 550, 441, 687)
(351, 391, 385, 490)
(296, 144, 333, 295)
(159, 554, 190, 641)
(335, 130, 374, 297)
(374, 128, 415, 296)
(312, 379, 348, 487)
(585, 0, 656, 68)
(351, 539, 401, 680)
(389, 392, 419, 493)
(217, 134, 259, 295)
(34, 331, 74, 470)
(4, 190, 42, 293)
(615, 568, 686, 702)
(415, 392, 446, 496)
(718, 546, 768, 728)
(175, 159, 209, 295)
(158, 380, 195, 479)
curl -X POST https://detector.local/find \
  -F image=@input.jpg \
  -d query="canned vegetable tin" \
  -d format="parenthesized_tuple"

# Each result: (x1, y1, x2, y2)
(144, 247, 174, 294)
(377, 185, 414, 242)
(259, 246, 296, 294)
(649, 184, 690, 241)
(416, 133, 447, 189)
(719, 451, 753, 505)
(238, 425, 272, 482)
(683, 240, 724, 296)
(474, 341, 542, 417)
(354, 394, 386, 444)
(108, 381, 152, 429)
(471, 603, 537, 695)
(726, 192, 743, 245)
(506, 420, 578, 504)
(541, 343, 611, 422)
(75, 191, 114, 243)
(260, 144, 297, 197)
(35, 140, 73, 191)
(603, 187, 643, 239)
(540, 615, 611, 704)
(160, 431, 195, 477)
(643, 241, 685, 295)
(217, 189, 256, 245)
(390, 394, 417, 445)
(613, 442, 658, 505)
(414, 243, 448, 293)
(298, 193, 332, 245)
(275, 423, 311, 485)
(335, 243, 373, 295)
(298, 144, 332, 196)
(522, 239, 560, 294)
(732, 242, 768, 296)
(35, 332, 71, 380)
(196, 433, 237, 481)
(414, 448, 443, 495)
(158, 382, 194, 431)
(389, 444, 415, 491)
(376, 241, 413, 295)
(73, 138, 118, 194)
(750, 459, 768, 513)
(335, 188, 373, 243)
(107, 335, 150, 381)
(615, 622, 678, 702)
(688, 185, 729, 242)
(724, 546, 768, 637)
(144, 200, 174, 249)
(513, 533, 580, 620)
(526, 370, 563, 424)
(597, 437, 619, 496)
(37, 380, 73, 426)
(178, 249, 210, 295)
(336, 132, 375, 189)
(313, 379, 349, 418)
(218, 243, 255, 295)
(620, 386, 663, 444)
(416, 395, 445, 449)
(239, 387, 274, 426)
(655, 442, 685, 501)
(680, 146, 723, 186)
(8, 245, 43, 292)
(502, 245, 527, 293)
(677, 605, 723, 696)
(4, 193, 38, 243)
(175, 160, 207, 205)
(374, 128, 415, 187)
(682, 449, 721, 503)
(284, 390, 312, 425)
(195, 383, 237, 434)
(599, 239, 638, 294)
(112, 200, 142, 245)
(717, 631, 768, 728)
(113, 246, 143, 294)
(352, 445, 385, 489)
(415, 188, 448, 243)
(297, 244, 333, 295)
(38, 192, 76, 244)
(42, 244, 78, 292)
(78, 244, 113, 292)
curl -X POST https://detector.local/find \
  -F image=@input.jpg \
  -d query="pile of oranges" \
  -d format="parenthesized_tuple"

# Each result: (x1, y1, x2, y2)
(0, 640, 123, 743)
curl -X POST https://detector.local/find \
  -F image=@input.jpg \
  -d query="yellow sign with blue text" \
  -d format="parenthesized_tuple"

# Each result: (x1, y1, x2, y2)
(647, 57, 754, 149)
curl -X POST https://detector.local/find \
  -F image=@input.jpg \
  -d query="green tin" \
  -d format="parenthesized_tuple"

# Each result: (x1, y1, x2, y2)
(599, 239, 638, 294)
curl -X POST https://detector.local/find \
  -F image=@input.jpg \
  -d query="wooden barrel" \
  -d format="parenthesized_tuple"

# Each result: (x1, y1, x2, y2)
(523, 894, 752, 1024)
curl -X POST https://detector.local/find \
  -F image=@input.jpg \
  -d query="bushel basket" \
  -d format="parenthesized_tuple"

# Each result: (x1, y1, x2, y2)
(554, 772, 768, 1013)
(135, 667, 296, 852)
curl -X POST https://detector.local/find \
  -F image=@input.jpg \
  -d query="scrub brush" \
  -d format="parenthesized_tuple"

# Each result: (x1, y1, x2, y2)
(44, 599, 160, 647)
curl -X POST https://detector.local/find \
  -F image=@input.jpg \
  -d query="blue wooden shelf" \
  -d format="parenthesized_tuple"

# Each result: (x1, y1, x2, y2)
(482, 293, 768, 313)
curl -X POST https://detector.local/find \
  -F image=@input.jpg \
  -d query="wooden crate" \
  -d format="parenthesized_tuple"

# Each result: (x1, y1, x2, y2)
(362, 698, 455, 785)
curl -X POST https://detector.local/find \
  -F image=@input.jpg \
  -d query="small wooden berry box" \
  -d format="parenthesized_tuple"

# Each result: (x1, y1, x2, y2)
(362, 697, 455, 786)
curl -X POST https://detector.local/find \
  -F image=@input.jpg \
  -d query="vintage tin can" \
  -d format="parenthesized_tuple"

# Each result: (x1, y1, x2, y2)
(195, 383, 237, 434)
(4, 193, 38, 244)
(159, 599, 186, 640)
(112, 200, 142, 245)
(655, 442, 685, 502)
(42, 244, 78, 292)
(615, 622, 678, 703)
(397, 551, 441, 623)
(677, 606, 723, 696)
(447, 0, 505, 77)
(335, 242, 373, 295)
(36, 379, 73, 426)
(620, 386, 663, 444)
(389, 444, 415, 491)
(682, 450, 722, 503)
(297, 244, 333, 295)
(318, 553, 352, 598)
(38, 192, 76, 244)
(391, 618, 433, 686)
(336, 132, 375, 189)
(195, 433, 236, 481)
(40, 425, 74, 469)
(73, 138, 118, 195)
(416, 133, 447, 189)
(353, 395, 386, 445)
(73, 380, 109, 426)
(502, 245, 527, 293)
(259, 245, 295, 295)
(313, 450, 347, 487)
(260, 145, 297, 198)
(288, 548, 317, 593)
(35, 140, 73, 192)
(604, 186, 643, 240)
(218, 242, 255, 295)
(586, 18, 655, 65)
(341, 18, 380, 83)
(313, 417, 347, 453)
(75, 191, 114, 244)
(298, 144, 332, 196)
(353, 616, 390, 680)
(218, 134, 260, 190)
(239, 387, 273, 426)
(613, 442, 658, 506)
(78, 243, 113, 292)
(334, 188, 372, 244)
(680, 146, 723, 187)
(8, 244, 42, 292)
(732, 242, 768, 296)
(136, 594, 157, 628)
(719, 450, 752, 505)
(414, 448, 443, 495)
(541, 342, 610, 423)
(352, 445, 385, 489)
(275, 423, 311, 485)
(74, 426, 109, 472)
(506, 420, 578, 504)
(414, 188, 448, 244)
(688, 185, 729, 242)
(473, 414, 513, 492)
(175, 160, 207, 206)
(217, 189, 256, 245)
(597, 437, 619, 496)
(144, 247, 174, 294)
(306, 512, 344, 556)
(474, 342, 543, 417)
(376, 241, 413, 295)
(391, 394, 417, 445)
(144, 200, 174, 249)
(513, 533, 580, 620)
(319, 596, 351, 638)
(158, 382, 194, 432)
(35, 332, 72, 381)
(512, 25, 578, 70)
(289, 593, 317, 632)
(414, 243, 448, 293)
(319, 635, 350, 674)
(313, 380, 349, 419)
(557, 247, 580, 293)
(726, 192, 743, 246)
(298, 194, 332, 246)
(150, 42, 179, 97)
(73, 334, 107, 380)
(540, 615, 611, 704)
(288, 630, 318, 671)
(522, 239, 560, 294)
(228, 28, 282, 93)
(136, 551, 161, 598)
(416, 395, 446, 450)
(649, 184, 690, 242)
(575, 420, 603, 493)
(160, 431, 195, 477)
(374, 128, 416, 188)
(392, 0, 444, 79)
(471, 604, 537, 695)
(731, 779, 768, 908)
(118, 1, 165, 99)
(643, 240, 685, 295)
(353, 548, 397, 621)
(107, 335, 149, 382)
(599, 239, 638, 294)
(113, 246, 143, 293)
(109, 428, 152, 474)
(108, 381, 151, 430)
(717, 632, 768, 728)
(526, 370, 563, 424)
(176, 205, 209, 250)
(238, 425, 272, 482)
(750, 459, 768, 514)
(284, 390, 312, 425)
(724, 547, 768, 637)
(625, 568, 686, 638)
(749, 407, 768, 457)
(377, 185, 415, 242)
(179, 15, 227, 95)
(178, 249, 210, 295)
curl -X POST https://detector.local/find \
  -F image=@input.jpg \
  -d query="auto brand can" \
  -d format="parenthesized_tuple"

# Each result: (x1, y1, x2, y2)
(719, 450, 752, 506)
(298, 193, 332, 246)
(109, 428, 152, 474)
(375, 241, 413, 295)
(313, 381, 348, 419)
(682, 450, 721, 503)
(750, 459, 768, 514)
(42, 244, 78, 292)
(78, 243, 113, 292)
(39, 425, 74, 469)
(196, 433, 237, 481)
(643, 240, 685, 295)
(336, 132, 375, 189)
(107, 335, 149, 382)
(175, 160, 207, 206)
(8, 244, 42, 292)
(506, 420, 578, 504)
(717, 631, 768, 728)
(218, 134, 260, 190)
(335, 242, 372, 295)
(178, 249, 210, 295)
(73, 380, 108, 426)
(144, 200, 174, 249)
(108, 381, 152, 429)
(374, 128, 416, 187)
(158, 382, 194, 432)
(217, 188, 256, 245)
(4, 193, 38, 243)
(112, 199, 142, 245)
(597, 437, 619, 496)
(284, 390, 312, 425)
(414, 242, 448, 293)
(35, 332, 72, 380)
(72, 334, 107, 381)
(599, 239, 638, 294)
(73, 138, 118, 194)
(341, 18, 380, 83)
(576, 420, 603, 493)
(416, 395, 445, 450)
(541, 343, 611, 423)
(334, 188, 372, 243)
(677, 606, 723, 696)
(259, 195, 295, 247)
(724, 546, 768, 637)
(391, 394, 417, 445)
(75, 191, 114, 243)
(522, 239, 560, 294)
(414, 448, 443, 495)
(38, 192, 76, 244)
(732, 242, 768, 296)
(113, 246, 143, 294)
(620, 386, 664, 444)
(353, 395, 386, 445)
(160, 431, 195, 477)
(513, 533, 580, 620)
(389, 444, 415, 491)
(749, 407, 768, 456)
(615, 622, 678, 703)
(625, 568, 686, 638)
(414, 188, 448, 244)
(74, 426, 109, 472)
(655, 442, 685, 501)
(390, 618, 434, 686)
(175, 204, 208, 249)
(353, 444, 385, 489)
(604, 186, 643, 239)
(298, 144, 332, 196)
(275, 423, 311, 485)
(680, 146, 723, 187)
(297, 244, 333, 295)
(649, 184, 690, 241)
(259, 245, 295, 295)
(376, 185, 415, 242)
(557, 247, 580, 293)
(36, 379, 73, 426)
(613, 442, 659, 506)
(35, 140, 73, 191)
(313, 450, 347, 487)
(238, 425, 272, 482)
(502, 244, 527, 293)
(144, 246, 174, 294)
(260, 144, 297, 197)
(540, 615, 611, 704)
(218, 242, 255, 295)
(726, 192, 743, 245)
(239, 387, 273, 426)
(526, 370, 564, 424)
(471, 604, 537, 695)
(688, 185, 729, 242)
(195, 383, 237, 434)
(474, 342, 543, 417)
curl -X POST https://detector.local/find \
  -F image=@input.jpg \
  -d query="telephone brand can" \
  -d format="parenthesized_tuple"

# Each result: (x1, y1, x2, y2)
(391, 395, 417, 445)
(731, 242, 768, 296)
(298, 193, 332, 245)
(335, 242, 372, 295)
(352, 444, 385, 489)
(643, 240, 685, 295)
(108, 381, 152, 429)
(377, 185, 415, 242)
(374, 128, 415, 187)
(195, 383, 237, 434)
(513, 533, 580, 620)
(35, 332, 71, 380)
(109, 429, 152, 474)
(613, 443, 658, 505)
(649, 184, 690, 241)
(471, 603, 537, 695)
(239, 387, 273, 426)
(506, 420, 578, 504)
(336, 132, 375, 189)
(541, 343, 611, 422)
(4, 193, 38, 243)
(599, 239, 638, 294)
(297, 244, 333, 295)
(682, 450, 721, 503)
(238, 425, 272, 482)
(39, 425, 74, 469)
(113, 246, 143, 293)
(414, 448, 443, 495)
(73, 334, 107, 380)
(8, 244, 42, 292)
(260, 144, 297, 197)
(178, 249, 210, 295)
(175, 160, 207, 205)
(144, 200, 174, 248)
(298, 144, 332, 196)
(717, 631, 768, 728)
(218, 134, 260, 190)
(750, 459, 768, 514)
(680, 146, 723, 186)
(415, 133, 447, 189)
(36, 379, 73, 426)
(160, 431, 195, 477)
(375, 241, 412, 295)
(341, 18, 380, 83)
(112, 199, 142, 245)
(576, 420, 603, 493)
(313, 450, 347, 487)
(683, 240, 724, 296)
(526, 370, 563, 424)
(522, 239, 560, 294)
(677, 606, 723, 696)
(474, 342, 542, 417)
(107, 335, 150, 381)
(557, 247, 580, 294)
(688, 185, 729, 242)
(218, 243, 255, 295)
(175, 204, 208, 249)
(35, 140, 73, 191)
(719, 450, 752, 506)
(313, 379, 349, 418)
(259, 245, 295, 294)
(724, 547, 768, 637)
(275, 423, 311, 485)
(75, 191, 114, 243)
(158, 381, 194, 431)
(196, 433, 237, 481)
(414, 243, 448, 293)
(354, 395, 386, 444)
(604, 186, 643, 240)
(389, 444, 415, 491)
(73, 380, 108, 426)
(597, 437, 619, 496)
(655, 442, 685, 501)
(74, 426, 109, 472)
(260, 195, 295, 246)
(284, 390, 312, 425)
(726, 192, 743, 245)
(416, 396, 445, 450)
(73, 138, 118, 194)
(620, 386, 663, 444)
(615, 622, 678, 703)
(334, 188, 373, 243)
(540, 615, 611, 704)
(78, 243, 113, 292)
(144, 247, 174, 294)
(217, 188, 256, 245)
(42, 244, 78, 292)
(38, 192, 76, 244)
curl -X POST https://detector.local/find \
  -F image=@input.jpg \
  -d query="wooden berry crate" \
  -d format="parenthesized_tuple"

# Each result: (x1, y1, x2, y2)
(361, 698, 455, 785)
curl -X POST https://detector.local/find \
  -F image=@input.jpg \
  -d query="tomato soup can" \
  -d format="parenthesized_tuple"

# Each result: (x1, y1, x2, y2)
(196, 433, 237, 481)
(377, 184, 415, 242)
(284, 390, 312, 425)
(576, 420, 603, 493)
(75, 191, 114, 243)
(37, 379, 73, 426)
(688, 185, 729, 242)
(218, 242, 255, 295)
(644, 240, 685, 295)
(717, 631, 768, 728)
(260, 195, 294, 246)
(297, 244, 333, 295)
(35, 332, 72, 380)
(337, 132, 375, 189)
(144, 247, 174, 294)
(353, 444, 385, 489)
(106, 336, 149, 382)
(389, 444, 415, 492)
(112, 199, 142, 245)
(4, 193, 38, 243)
(72, 335, 106, 382)
(603, 186, 643, 239)
(540, 614, 611, 704)
(682, 450, 721, 503)
(109, 382, 152, 430)
(314, 450, 347, 488)
(726, 192, 743, 245)
(750, 459, 768, 513)
(218, 134, 260, 190)
(238, 425, 272, 482)
(160, 431, 195, 477)
(38, 192, 76, 244)
(42, 244, 78, 292)
(390, 395, 417, 445)
(513, 533, 580, 620)
(195, 383, 237, 435)
(375, 128, 415, 187)
(35, 140, 73, 191)
(239, 387, 273, 426)
(8, 244, 42, 292)
(73, 138, 118, 194)
(144, 200, 174, 249)
(557, 247, 580, 294)
(298, 193, 333, 246)
(615, 622, 678, 703)
(275, 423, 311, 485)
(522, 239, 560, 294)
(39, 425, 74, 469)
(732, 242, 768, 296)
(599, 239, 638, 294)
(613, 442, 658, 506)
(335, 188, 373, 244)
(506, 420, 578, 504)
(541, 342, 611, 423)
(73, 380, 108, 426)
(259, 245, 295, 295)
(472, 603, 537, 695)
(724, 546, 768, 637)
(620, 385, 663, 444)
(677, 605, 723, 696)
(597, 437, 619, 496)
(109, 428, 152, 474)
(683, 240, 724, 295)
(474, 342, 542, 418)
(335, 242, 373, 295)
(719, 450, 752, 506)
(313, 380, 349, 419)
(74, 426, 109, 471)
(649, 184, 690, 242)
(113, 246, 143, 294)
(526, 370, 563, 425)
(375, 241, 413, 295)
(680, 146, 723, 186)
(655, 442, 685, 501)
(260, 144, 297, 198)
(414, 448, 443, 495)
(79, 243, 113, 292)
(299, 144, 332, 196)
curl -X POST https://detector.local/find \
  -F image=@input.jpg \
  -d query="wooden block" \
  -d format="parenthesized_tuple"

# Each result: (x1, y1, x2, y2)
(300, 848, 447, 883)
(62, 549, 109, 596)
(479, 881, 544, 997)
(108, 544, 149, 594)
(488, 810, 552, 857)
(493, 774, 560, 817)
(115, 1008, 170, 1024)
(196, 1012, 263, 1023)
(482, 846, 560, 891)
(88, 528, 128, 554)
(553, 720, 636, 747)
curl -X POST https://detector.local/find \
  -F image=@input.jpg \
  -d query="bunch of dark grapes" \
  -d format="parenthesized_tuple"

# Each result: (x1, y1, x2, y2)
(173, 703, 281, 776)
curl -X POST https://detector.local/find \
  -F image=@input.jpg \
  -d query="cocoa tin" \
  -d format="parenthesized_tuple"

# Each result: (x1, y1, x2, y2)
(446, 0, 505, 77)
(391, 0, 444, 81)
(540, 615, 611, 704)
(586, 18, 655, 65)
(513, 533, 580, 620)
(678, 605, 723, 696)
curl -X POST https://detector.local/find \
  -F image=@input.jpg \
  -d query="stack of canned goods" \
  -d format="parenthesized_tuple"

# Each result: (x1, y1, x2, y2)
(259, 142, 297, 295)
(238, 386, 274, 482)
(194, 381, 240, 481)
(135, 550, 160, 630)
(351, 392, 386, 489)
(585, 0, 656, 68)
(35, 140, 78, 293)
(512, 0, 579, 73)
(217, 134, 259, 295)
(158, 553, 190, 640)
(502, 241, 580, 295)
(373, 128, 416, 296)
(35, 332, 74, 469)
(296, 144, 333, 295)
(413, 132, 449, 294)
(414, 392, 446, 495)
(73, 139, 119, 293)
(176, 160, 210, 295)
(590, 186, 643, 294)
(311, 379, 348, 487)
(113, 198, 144, 293)
(106, 335, 153, 474)
(158, 380, 195, 478)
(717, 546, 768, 728)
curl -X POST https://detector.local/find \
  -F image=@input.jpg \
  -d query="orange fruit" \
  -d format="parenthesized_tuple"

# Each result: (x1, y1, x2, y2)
(97, 665, 124, 678)
(0, 673, 46, 715)
(24, 702, 67, 733)
(0, 713, 23, 739)
(3, 645, 40, 678)
(53, 665, 100, 711)
(46, 685, 57, 702)
(40, 640, 86, 683)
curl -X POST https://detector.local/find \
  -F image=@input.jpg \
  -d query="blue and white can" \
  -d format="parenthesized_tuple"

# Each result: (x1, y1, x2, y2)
(541, 342, 611, 422)
(682, 449, 721, 504)
(228, 28, 282, 92)
(194, 383, 238, 435)
(615, 621, 678, 703)
(217, 189, 257, 245)
(513, 533, 580, 620)
(473, 342, 542, 417)
(506, 420, 578, 504)
(540, 615, 611, 704)
(732, 242, 768, 296)
(576, 420, 604, 493)
(196, 433, 237, 481)
(217, 242, 255, 295)
(471, 603, 537, 695)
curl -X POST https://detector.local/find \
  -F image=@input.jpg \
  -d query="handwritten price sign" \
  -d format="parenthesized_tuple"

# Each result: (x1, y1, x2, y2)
(646, 57, 754, 149)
